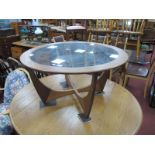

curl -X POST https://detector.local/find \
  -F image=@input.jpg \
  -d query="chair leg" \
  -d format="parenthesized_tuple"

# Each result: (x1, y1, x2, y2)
(109, 69, 112, 80)
(119, 72, 125, 86)
(144, 70, 155, 98)
(136, 36, 141, 59)
(144, 79, 150, 98)
(119, 77, 123, 85)
(123, 76, 128, 87)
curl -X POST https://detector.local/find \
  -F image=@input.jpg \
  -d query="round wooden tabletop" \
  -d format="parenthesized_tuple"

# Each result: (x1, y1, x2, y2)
(10, 75, 142, 135)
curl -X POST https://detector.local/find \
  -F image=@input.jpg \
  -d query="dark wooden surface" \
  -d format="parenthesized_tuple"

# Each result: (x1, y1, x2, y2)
(0, 28, 20, 58)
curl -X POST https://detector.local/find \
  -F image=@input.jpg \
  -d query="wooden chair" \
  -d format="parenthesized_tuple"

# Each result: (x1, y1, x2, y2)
(98, 19, 113, 43)
(95, 19, 113, 32)
(0, 58, 12, 87)
(117, 19, 145, 58)
(116, 35, 128, 51)
(0, 57, 26, 87)
(129, 39, 155, 65)
(7, 57, 23, 70)
(7, 57, 48, 79)
(72, 19, 86, 27)
(87, 20, 113, 43)
(87, 32, 97, 42)
(88, 32, 109, 44)
(109, 35, 128, 84)
(123, 59, 155, 98)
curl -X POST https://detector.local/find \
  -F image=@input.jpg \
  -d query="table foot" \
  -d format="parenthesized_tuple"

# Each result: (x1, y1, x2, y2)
(60, 81, 69, 88)
(95, 91, 105, 95)
(40, 100, 57, 108)
(78, 113, 91, 122)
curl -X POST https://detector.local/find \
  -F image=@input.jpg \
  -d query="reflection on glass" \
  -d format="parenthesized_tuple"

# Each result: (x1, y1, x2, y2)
(48, 45, 58, 49)
(109, 54, 119, 58)
(29, 53, 34, 57)
(90, 43, 95, 46)
(51, 58, 65, 64)
(75, 49, 86, 53)
(89, 51, 94, 54)
(30, 42, 119, 68)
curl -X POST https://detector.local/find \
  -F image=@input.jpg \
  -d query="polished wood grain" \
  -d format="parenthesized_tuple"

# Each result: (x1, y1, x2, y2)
(10, 75, 142, 135)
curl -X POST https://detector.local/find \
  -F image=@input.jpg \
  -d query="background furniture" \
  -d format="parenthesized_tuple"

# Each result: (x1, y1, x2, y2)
(66, 25, 86, 41)
(0, 28, 20, 58)
(87, 32, 108, 43)
(149, 75, 155, 107)
(0, 58, 12, 87)
(7, 57, 22, 70)
(11, 40, 48, 59)
(116, 19, 145, 58)
(87, 19, 113, 44)
(11, 46, 24, 59)
(10, 22, 22, 35)
(109, 35, 128, 84)
(52, 35, 65, 42)
(123, 59, 155, 98)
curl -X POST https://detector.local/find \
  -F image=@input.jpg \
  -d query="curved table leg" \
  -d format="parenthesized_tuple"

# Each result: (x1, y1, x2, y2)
(65, 71, 110, 122)
(26, 68, 75, 106)
(26, 68, 51, 105)
(95, 70, 110, 93)
(26, 68, 93, 106)
(65, 73, 98, 121)
(27, 68, 109, 122)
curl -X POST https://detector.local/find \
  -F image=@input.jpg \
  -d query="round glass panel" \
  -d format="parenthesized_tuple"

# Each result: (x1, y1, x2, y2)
(30, 42, 119, 68)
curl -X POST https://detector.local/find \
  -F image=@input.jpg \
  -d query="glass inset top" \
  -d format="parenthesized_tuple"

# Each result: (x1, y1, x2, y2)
(30, 41, 119, 68)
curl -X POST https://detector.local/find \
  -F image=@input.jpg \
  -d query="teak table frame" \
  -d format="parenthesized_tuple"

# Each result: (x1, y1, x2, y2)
(20, 41, 128, 122)
(27, 67, 110, 122)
